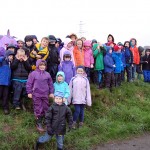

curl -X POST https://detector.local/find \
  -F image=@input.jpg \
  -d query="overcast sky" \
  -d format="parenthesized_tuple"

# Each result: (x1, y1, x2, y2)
(0, 0, 150, 46)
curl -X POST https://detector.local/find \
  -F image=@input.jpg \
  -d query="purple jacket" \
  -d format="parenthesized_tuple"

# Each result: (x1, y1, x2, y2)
(26, 59, 54, 97)
(59, 61, 75, 84)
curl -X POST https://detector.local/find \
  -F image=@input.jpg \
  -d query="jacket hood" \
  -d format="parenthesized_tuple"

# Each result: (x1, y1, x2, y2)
(5, 50, 15, 57)
(36, 59, 47, 69)
(84, 40, 92, 47)
(63, 38, 72, 48)
(63, 51, 71, 56)
(56, 71, 65, 82)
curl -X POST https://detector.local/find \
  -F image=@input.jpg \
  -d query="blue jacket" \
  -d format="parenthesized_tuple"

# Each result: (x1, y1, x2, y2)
(54, 71, 70, 105)
(0, 57, 11, 86)
(121, 50, 126, 69)
(104, 53, 115, 73)
(112, 52, 123, 73)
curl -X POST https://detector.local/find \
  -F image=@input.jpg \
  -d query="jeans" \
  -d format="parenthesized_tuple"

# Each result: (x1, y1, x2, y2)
(73, 104, 85, 122)
(131, 64, 137, 80)
(85, 67, 91, 81)
(38, 132, 64, 149)
(114, 73, 121, 87)
(125, 65, 132, 82)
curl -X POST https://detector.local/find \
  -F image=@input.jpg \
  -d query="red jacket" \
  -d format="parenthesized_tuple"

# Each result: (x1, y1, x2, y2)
(130, 46, 140, 64)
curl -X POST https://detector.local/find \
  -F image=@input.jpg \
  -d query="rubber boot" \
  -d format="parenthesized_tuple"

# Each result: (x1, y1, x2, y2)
(36, 117, 45, 132)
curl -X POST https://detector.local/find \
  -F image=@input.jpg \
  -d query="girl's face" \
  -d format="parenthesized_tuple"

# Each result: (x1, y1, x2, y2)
(64, 56, 71, 61)
(26, 41, 33, 47)
(8, 47, 15, 52)
(54, 96, 63, 105)
(55, 42, 59, 48)
(70, 36, 76, 41)
(84, 46, 90, 50)
(41, 39, 49, 48)
(67, 42, 73, 48)
(57, 75, 63, 82)
(77, 68, 84, 75)
(17, 41, 24, 48)
(125, 42, 130, 48)
(108, 36, 113, 42)
(77, 40, 83, 49)
(39, 64, 46, 71)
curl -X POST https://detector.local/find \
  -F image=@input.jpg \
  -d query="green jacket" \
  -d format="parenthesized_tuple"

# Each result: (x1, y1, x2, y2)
(93, 43, 105, 70)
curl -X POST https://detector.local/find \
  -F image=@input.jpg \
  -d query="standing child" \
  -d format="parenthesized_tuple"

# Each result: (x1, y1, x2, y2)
(59, 51, 75, 84)
(83, 40, 94, 80)
(104, 46, 115, 91)
(11, 49, 31, 110)
(112, 45, 123, 87)
(0, 48, 14, 114)
(73, 39, 84, 67)
(26, 59, 54, 132)
(35, 91, 73, 150)
(68, 66, 92, 129)
(54, 71, 70, 105)
(141, 49, 150, 82)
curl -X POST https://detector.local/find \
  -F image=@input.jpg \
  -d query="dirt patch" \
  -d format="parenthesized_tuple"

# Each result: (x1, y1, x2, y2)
(2, 123, 13, 133)
(93, 133, 150, 150)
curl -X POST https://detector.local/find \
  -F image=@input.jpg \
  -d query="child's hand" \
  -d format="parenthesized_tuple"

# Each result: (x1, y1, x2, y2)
(28, 94, 32, 99)
(32, 50, 37, 55)
(15, 54, 20, 60)
(113, 65, 116, 67)
(36, 55, 41, 59)
(49, 94, 54, 99)
(8, 55, 13, 62)
(22, 55, 28, 61)
(90, 64, 94, 68)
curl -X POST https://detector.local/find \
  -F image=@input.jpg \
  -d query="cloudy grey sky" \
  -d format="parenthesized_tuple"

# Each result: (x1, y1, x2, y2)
(0, 0, 150, 46)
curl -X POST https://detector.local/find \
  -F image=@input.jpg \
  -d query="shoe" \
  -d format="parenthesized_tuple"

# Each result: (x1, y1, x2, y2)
(15, 106, 21, 110)
(72, 122, 77, 129)
(79, 122, 83, 128)
(36, 118, 45, 132)
(34, 141, 40, 150)
(4, 109, 10, 115)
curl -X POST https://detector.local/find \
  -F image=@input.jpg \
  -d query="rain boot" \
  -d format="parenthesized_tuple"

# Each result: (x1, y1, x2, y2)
(36, 117, 45, 132)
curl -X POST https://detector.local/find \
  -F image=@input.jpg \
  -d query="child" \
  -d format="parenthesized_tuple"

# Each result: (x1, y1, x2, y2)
(141, 49, 150, 82)
(68, 66, 92, 128)
(6, 44, 17, 53)
(17, 39, 24, 50)
(11, 49, 31, 110)
(106, 34, 116, 47)
(35, 37, 49, 60)
(0, 48, 14, 114)
(112, 45, 123, 87)
(59, 38, 74, 64)
(35, 91, 73, 150)
(73, 39, 84, 67)
(47, 35, 60, 82)
(83, 40, 94, 80)
(59, 51, 75, 84)
(92, 43, 106, 89)
(26, 59, 54, 132)
(123, 41, 133, 82)
(104, 46, 115, 91)
(130, 38, 140, 81)
(54, 71, 70, 105)
(69, 33, 77, 46)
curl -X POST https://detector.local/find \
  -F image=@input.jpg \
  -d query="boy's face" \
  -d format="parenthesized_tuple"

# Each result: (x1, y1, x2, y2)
(57, 75, 63, 82)
(77, 68, 84, 75)
(17, 52, 25, 61)
(17, 41, 24, 48)
(54, 96, 63, 105)
(77, 40, 83, 49)
(39, 64, 46, 71)
(26, 41, 33, 47)
(8, 47, 15, 52)
(8, 55, 13, 61)
(41, 39, 49, 48)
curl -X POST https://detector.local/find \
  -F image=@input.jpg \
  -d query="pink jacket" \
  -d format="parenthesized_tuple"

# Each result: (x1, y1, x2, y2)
(84, 48, 94, 67)
(68, 74, 92, 106)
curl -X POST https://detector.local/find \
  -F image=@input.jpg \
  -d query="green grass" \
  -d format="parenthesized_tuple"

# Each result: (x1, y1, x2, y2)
(0, 80, 150, 150)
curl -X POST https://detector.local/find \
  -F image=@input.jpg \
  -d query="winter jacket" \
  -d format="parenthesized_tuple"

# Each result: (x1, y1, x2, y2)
(68, 74, 92, 106)
(124, 47, 133, 65)
(35, 43, 49, 60)
(54, 71, 70, 105)
(130, 46, 140, 65)
(104, 52, 115, 73)
(26, 59, 54, 97)
(112, 52, 123, 73)
(59, 61, 75, 84)
(11, 58, 31, 80)
(84, 47, 94, 68)
(46, 102, 73, 135)
(93, 43, 105, 70)
(73, 46, 84, 67)
(141, 53, 150, 70)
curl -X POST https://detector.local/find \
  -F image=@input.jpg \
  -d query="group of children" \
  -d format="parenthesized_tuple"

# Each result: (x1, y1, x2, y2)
(0, 33, 150, 150)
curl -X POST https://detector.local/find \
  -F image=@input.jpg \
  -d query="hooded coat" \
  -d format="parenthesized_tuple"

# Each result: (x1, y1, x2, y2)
(54, 71, 70, 104)
(26, 59, 54, 97)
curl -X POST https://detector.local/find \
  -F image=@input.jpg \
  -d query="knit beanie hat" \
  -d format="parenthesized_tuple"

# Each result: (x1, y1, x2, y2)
(54, 91, 64, 98)
(114, 45, 123, 51)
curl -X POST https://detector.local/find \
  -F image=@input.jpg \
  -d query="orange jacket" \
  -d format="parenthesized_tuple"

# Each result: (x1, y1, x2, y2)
(130, 46, 140, 64)
(73, 46, 84, 67)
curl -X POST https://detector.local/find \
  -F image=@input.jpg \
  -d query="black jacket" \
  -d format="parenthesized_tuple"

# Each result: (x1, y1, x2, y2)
(11, 58, 31, 79)
(141, 54, 150, 70)
(45, 102, 73, 135)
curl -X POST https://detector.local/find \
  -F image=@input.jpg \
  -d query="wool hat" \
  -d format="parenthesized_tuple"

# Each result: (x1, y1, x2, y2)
(114, 45, 123, 51)
(54, 91, 64, 98)
(48, 35, 56, 42)
(92, 39, 97, 44)
(5, 50, 15, 57)
(138, 46, 144, 53)
(6, 44, 17, 50)
(24, 35, 33, 42)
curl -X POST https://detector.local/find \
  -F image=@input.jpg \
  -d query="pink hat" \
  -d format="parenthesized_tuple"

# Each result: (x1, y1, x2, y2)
(114, 45, 123, 51)
(84, 40, 91, 47)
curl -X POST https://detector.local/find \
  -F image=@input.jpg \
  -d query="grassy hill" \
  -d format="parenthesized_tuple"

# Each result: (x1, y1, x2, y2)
(0, 80, 150, 150)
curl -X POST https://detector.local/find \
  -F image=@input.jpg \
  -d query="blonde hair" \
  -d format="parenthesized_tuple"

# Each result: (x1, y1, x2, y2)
(17, 49, 25, 55)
